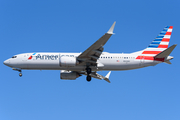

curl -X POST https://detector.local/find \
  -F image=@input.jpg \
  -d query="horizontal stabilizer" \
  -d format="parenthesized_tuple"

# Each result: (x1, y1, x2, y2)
(164, 60, 172, 64)
(155, 44, 177, 58)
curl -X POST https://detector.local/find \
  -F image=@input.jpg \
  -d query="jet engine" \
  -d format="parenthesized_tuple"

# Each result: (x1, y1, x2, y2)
(60, 70, 81, 80)
(60, 56, 79, 67)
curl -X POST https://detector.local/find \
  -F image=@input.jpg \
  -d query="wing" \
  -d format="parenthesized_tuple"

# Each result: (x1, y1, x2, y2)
(81, 71, 111, 83)
(77, 22, 116, 66)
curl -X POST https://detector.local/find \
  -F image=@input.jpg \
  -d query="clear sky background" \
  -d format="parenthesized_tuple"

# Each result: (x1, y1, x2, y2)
(0, 0, 180, 120)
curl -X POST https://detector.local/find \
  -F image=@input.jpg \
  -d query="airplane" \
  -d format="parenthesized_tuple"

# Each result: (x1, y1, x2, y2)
(3, 22, 177, 83)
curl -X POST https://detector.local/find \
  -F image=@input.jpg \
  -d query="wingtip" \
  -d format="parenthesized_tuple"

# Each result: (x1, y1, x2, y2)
(107, 21, 116, 34)
(105, 71, 111, 78)
(103, 71, 111, 83)
(104, 78, 111, 83)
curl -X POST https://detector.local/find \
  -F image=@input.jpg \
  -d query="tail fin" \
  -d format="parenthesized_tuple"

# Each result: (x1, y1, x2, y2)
(141, 26, 173, 56)
(147, 26, 173, 49)
(136, 26, 174, 61)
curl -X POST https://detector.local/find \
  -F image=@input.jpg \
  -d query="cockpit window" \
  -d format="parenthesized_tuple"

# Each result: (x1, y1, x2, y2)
(12, 56, 17, 58)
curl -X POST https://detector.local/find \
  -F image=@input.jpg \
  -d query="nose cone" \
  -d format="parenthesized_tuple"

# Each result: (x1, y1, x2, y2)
(3, 59, 10, 66)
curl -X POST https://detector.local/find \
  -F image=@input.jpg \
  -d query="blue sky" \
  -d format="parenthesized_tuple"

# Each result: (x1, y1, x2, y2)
(1, 0, 180, 120)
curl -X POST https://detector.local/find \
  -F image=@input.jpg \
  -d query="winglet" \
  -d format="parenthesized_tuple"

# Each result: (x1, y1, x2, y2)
(107, 21, 116, 34)
(104, 71, 111, 83)
(105, 71, 111, 78)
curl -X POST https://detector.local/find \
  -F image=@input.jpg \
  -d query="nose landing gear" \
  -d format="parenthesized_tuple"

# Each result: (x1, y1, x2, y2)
(12, 68, 22, 77)
(19, 72, 22, 77)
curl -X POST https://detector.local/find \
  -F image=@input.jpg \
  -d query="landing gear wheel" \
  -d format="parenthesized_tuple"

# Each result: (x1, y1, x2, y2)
(86, 67, 92, 74)
(86, 67, 92, 82)
(19, 73, 22, 77)
(86, 75, 91, 82)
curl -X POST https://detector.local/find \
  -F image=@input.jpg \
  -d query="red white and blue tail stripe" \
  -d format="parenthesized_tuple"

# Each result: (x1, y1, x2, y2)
(147, 26, 173, 49)
(136, 26, 173, 61)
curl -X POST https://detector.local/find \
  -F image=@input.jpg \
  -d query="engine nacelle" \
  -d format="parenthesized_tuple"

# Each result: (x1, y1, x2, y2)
(60, 56, 79, 67)
(60, 70, 80, 80)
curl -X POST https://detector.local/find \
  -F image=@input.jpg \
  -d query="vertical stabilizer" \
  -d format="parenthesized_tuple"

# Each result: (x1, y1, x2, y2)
(147, 26, 173, 49)
(136, 26, 173, 61)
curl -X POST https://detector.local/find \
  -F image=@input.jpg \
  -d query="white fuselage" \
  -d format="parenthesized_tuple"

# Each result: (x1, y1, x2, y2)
(4, 52, 160, 71)
(3, 23, 175, 82)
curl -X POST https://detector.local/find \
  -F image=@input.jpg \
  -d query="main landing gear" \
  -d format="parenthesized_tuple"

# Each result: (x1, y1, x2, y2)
(86, 67, 92, 82)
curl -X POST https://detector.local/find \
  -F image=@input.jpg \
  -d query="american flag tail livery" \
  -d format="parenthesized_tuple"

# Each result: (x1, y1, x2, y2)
(136, 26, 177, 64)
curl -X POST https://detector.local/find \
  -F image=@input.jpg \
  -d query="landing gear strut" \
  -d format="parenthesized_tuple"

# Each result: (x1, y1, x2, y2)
(86, 67, 92, 82)
(86, 67, 91, 74)
(17, 69, 22, 77)
(18, 69, 22, 77)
